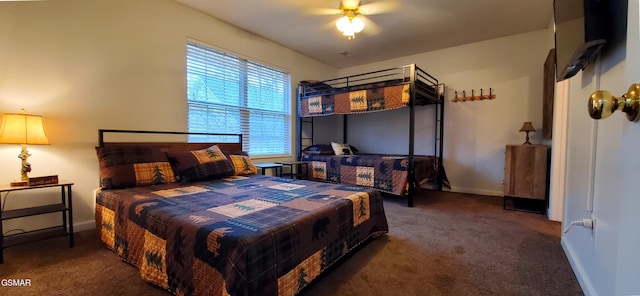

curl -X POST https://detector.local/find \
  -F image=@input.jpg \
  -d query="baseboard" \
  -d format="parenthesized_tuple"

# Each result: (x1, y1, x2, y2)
(561, 237, 596, 296)
(447, 186, 503, 197)
(73, 220, 96, 233)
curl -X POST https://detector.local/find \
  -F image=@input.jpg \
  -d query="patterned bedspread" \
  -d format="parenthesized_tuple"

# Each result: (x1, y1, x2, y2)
(301, 154, 447, 196)
(300, 84, 410, 117)
(95, 174, 388, 296)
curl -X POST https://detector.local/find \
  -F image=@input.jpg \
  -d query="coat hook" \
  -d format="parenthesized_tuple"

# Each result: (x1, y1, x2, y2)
(471, 89, 475, 100)
(489, 88, 492, 99)
(480, 88, 484, 100)
(462, 90, 466, 101)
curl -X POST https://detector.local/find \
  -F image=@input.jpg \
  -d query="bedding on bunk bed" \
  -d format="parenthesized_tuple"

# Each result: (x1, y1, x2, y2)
(300, 83, 411, 116)
(300, 154, 449, 196)
(95, 172, 388, 296)
(299, 65, 442, 117)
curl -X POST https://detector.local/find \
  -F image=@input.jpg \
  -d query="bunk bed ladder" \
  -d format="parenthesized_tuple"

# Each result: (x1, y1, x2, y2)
(298, 117, 314, 160)
(407, 64, 417, 207)
(297, 84, 314, 161)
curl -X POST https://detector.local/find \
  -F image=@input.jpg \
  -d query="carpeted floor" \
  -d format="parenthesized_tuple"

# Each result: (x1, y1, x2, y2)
(0, 190, 583, 296)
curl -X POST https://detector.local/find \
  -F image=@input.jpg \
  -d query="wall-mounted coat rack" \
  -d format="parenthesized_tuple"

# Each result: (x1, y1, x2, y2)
(452, 88, 496, 102)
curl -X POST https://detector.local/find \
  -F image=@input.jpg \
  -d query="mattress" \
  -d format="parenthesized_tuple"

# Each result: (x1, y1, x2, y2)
(300, 154, 445, 196)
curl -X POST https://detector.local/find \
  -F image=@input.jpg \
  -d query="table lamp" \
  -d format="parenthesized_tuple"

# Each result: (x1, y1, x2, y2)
(519, 121, 535, 145)
(0, 109, 49, 185)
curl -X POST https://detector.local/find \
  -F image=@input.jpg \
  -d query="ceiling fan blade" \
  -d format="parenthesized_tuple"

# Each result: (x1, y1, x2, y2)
(341, 0, 361, 10)
(359, 1, 400, 15)
(305, 7, 341, 15)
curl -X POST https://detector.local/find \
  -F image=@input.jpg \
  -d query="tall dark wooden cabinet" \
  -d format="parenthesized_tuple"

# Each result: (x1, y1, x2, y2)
(543, 49, 555, 139)
(503, 144, 550, 212)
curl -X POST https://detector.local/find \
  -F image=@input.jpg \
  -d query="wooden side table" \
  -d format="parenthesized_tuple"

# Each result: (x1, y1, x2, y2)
(254, 163, 283, 177)
(503, 145, 550, 214)
(0, 182, 74, 263)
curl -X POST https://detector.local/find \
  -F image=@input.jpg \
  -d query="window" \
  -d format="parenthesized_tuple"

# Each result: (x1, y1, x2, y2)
(186, 41, 291, 157)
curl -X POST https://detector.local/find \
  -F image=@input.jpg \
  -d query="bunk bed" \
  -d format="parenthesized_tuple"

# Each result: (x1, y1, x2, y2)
(297, 64, 447, 207)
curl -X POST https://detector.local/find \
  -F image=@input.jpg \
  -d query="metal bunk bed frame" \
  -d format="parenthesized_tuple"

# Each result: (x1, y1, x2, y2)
(297, 63, 445, 207)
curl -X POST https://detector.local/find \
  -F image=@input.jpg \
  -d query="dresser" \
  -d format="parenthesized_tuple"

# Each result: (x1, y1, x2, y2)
(503, 145, 550, 212)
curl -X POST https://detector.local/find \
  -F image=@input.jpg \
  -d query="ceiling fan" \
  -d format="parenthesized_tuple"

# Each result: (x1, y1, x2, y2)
(309, 0, 399, 40)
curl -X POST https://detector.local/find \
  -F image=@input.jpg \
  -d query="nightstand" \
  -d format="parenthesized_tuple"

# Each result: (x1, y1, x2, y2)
(0, 182, 74, 263)
(254, 163, 283, 177)
(276, 161, 309, 179)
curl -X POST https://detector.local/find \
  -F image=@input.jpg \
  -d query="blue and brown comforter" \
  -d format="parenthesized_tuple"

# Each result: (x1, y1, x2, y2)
(95, 174, 388, 296)
(301, 154, 448, 196)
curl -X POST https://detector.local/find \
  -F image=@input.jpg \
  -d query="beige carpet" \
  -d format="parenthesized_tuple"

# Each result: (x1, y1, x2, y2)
(0, 190, 583, 296)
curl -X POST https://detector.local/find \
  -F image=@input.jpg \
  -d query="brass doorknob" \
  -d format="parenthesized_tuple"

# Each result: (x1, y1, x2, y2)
(588, 83, 640, 122)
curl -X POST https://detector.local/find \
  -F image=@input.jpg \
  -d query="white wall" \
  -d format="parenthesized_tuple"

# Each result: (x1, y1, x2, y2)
(335, 30, 554, 197)
(0, 0, 336, 232)
(562, 1, 640, 295)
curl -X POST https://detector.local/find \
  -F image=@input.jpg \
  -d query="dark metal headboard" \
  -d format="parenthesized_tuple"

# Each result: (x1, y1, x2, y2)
(98, 129, 243, 152)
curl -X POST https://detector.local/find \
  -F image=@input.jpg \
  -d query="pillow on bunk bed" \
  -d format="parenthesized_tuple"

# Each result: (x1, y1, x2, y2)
(166, 145, 235, 182)
(331, 142, 356, 156)
(301, 144, 335, 155)
(95, 145, 177, 189)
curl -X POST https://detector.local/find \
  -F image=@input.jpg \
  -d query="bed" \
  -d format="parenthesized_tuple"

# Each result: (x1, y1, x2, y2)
(94, 129, 389, 296)
(297, 64, 447, 207)
(300, 153, 448, 197)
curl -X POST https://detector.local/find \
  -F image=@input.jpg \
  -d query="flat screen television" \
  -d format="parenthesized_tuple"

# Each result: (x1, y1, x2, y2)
(554, 0, 608, 81)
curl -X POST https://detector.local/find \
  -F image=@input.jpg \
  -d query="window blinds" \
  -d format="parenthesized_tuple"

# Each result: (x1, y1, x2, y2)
(186, 41, 291, 156)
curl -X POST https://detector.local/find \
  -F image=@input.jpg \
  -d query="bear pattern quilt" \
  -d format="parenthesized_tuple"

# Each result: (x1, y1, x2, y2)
(95, 174, 389, 296)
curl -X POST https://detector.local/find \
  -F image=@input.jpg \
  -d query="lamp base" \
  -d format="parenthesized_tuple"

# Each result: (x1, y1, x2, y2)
(522, 131, 532, 145)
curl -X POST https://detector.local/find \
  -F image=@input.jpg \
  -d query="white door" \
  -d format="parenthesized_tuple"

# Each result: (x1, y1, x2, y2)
(562, 2, 640, 295)
(613, 1, 640, 293)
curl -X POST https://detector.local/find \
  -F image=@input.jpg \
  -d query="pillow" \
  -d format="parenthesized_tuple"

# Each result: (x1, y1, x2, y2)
(228, 155, 257, 175)
(301, 144, 335, 155)
(223, 150, 249, 157)
(95, 146, 176, 189)
(166, 145, 235, 182)
(331, 142, 355, 156)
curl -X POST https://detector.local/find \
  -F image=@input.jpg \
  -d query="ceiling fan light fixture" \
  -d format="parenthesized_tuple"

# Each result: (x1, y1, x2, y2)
(342, 28, 355, 39)
(336, 16, 351, 31)
(336, 15, 365, 39)
(351, 17, 365, 33)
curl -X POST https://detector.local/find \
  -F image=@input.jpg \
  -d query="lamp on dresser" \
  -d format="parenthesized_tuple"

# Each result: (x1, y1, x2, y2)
(519, 121, 536, 145)
(0, 108, 50, 186)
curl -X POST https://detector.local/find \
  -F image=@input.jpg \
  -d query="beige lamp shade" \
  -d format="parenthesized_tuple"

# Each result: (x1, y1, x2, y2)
(519, 121, 536, 132)
(0, 111, 49, 145)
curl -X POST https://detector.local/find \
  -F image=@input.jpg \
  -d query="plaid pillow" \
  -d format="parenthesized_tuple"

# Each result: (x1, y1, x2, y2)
(166, 145, 235, 182)
(95, 146, 176, 189)
(229, 155, 257, 175)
